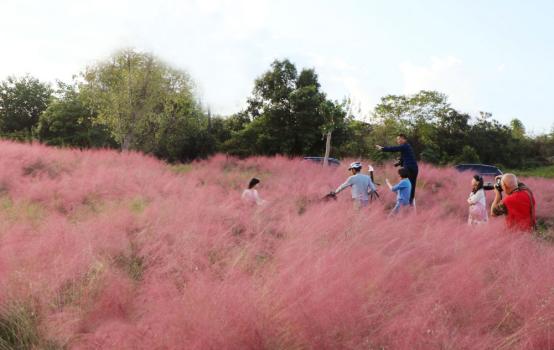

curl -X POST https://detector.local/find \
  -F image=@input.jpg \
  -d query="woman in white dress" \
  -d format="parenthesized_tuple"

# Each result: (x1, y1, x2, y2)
(241, 178, 265, 206)
(467, 174, 488, 225)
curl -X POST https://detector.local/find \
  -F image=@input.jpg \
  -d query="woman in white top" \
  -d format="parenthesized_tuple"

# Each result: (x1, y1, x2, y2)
(241, 178, 265, 205)
(467, 174, 488, 225)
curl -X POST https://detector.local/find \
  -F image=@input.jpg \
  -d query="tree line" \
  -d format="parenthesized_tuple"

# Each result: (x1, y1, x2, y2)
(1, 48, 552, 168)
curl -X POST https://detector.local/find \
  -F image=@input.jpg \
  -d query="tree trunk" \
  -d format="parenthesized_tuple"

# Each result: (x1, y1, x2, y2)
(323, 131, 332, 166)
(122, 132, 133, 151)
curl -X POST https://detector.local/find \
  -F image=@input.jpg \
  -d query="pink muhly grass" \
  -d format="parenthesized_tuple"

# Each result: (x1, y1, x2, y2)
(0, 140, 553, 349)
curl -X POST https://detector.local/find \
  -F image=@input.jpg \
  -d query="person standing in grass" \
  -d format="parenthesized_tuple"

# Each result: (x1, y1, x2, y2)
(376, 133, 418, 205)
(330, 162, 377, 208)
(241, 178, 265, 206)
(385, 167, 412, 216)
(467, 174, 488, 225)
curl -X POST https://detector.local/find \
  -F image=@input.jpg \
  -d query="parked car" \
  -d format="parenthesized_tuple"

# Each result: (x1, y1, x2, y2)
(455, 164, 503, 190)
(454, 164, 503, 177)
(303, 156, 341, 166)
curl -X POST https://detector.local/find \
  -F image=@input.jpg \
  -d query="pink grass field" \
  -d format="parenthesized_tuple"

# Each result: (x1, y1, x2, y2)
(0, 140, 554, 349)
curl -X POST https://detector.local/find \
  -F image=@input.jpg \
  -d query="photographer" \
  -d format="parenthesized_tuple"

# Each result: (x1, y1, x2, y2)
(376, 133, 418, 205)
(490, 173, 536, 232)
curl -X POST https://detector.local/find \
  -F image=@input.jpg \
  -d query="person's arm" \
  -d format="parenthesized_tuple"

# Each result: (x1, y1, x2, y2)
(490, 187, 506, 217)
(335, 177, 353, 194)
(390, 181, 402, 192)
(391, 179, 409, 193)
(385, 178, 393, 190)
(468, 192, 478, 205)
(253, 190, 265, 205)
(381, 144, 406, 152)
(368, 178, 377, 192)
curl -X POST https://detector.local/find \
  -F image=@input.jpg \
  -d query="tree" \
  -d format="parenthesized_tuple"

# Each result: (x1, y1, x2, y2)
(80, 48, 203, 152)
(319, 99, 347, 165)
(36, 82, 115, 148)
(510, 118, 526, 139)
(372, 91, 450, 158)
(432, 108, 471, 163)
(455, 145, 481, 164)
(228, 59, 334, 157)
(0, 75, 52, 139)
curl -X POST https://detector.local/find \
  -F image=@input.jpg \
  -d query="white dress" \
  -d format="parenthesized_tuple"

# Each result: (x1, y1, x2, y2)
(467, 188, 488, 225)
(241, 189, 265, 206)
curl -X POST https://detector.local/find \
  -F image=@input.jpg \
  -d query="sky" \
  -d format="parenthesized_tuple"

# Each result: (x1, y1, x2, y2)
(1, 0, 553, 134)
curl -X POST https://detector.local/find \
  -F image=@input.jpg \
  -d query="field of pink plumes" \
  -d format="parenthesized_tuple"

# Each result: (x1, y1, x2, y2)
(0, 140, 553, 349)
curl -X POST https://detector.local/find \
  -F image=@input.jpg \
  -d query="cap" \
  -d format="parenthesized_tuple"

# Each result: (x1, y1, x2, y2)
(348, 162, 362, 170)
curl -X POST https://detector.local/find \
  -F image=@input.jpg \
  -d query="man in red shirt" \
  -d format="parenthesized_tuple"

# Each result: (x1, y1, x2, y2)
(490, 173, 536, 232)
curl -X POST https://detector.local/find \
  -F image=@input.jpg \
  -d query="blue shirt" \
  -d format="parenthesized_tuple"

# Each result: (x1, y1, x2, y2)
(382, 143, 418, 170)
(335, 173, 377, 201)
(391, 178, 412, 205)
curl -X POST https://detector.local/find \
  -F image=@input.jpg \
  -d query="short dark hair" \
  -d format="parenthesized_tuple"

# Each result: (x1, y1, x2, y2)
(248, 178, 260, 189)
(397, 133, 408, 140)
(398, 168, 409, 178)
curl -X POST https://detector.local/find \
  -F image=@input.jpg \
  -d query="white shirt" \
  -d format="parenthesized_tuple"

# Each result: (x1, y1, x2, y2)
(241, 189, 265, 205)
(467, 188, 486, 207)
(467, 188, 488, 224)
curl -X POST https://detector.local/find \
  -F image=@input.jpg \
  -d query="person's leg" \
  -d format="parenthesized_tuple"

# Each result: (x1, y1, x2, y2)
(408, 168, 418, 205)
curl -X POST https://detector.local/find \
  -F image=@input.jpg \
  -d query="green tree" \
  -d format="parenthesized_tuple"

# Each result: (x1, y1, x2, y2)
(228, 59, 336, 156)
(455, 145, 481, 164)
(80, 49, 201, 151)
(372, 90, 450, 161)
(79, 48, 213, 161)
(319, 99, 348, 165)
(510, 118, 526, 139)
(0, 75, 52, 139)
(37, 82, 115, 148)
(432, 109, 471, 163)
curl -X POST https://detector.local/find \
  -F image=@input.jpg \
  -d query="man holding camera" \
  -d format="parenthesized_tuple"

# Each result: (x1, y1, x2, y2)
(376, 134, 418, 205)
(490, 173, 536, 232)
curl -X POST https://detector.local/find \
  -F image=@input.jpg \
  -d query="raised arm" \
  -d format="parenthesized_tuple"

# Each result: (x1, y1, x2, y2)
(381, 144, 406, 152)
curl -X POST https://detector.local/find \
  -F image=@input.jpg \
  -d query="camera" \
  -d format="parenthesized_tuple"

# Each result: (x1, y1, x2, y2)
(484, 178, 502, 192)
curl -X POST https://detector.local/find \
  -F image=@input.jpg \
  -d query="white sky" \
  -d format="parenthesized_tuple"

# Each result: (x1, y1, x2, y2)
(1, 0, 553, 134)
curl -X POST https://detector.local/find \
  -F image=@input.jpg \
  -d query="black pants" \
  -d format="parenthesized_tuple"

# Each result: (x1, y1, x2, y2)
(407, 167, 418, 205)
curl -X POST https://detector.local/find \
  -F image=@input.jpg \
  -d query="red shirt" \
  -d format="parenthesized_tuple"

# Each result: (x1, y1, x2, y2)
(502, 190, 536, 232)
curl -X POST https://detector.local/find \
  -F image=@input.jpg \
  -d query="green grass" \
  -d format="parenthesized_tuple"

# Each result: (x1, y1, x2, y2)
(0, 301, 62, 350)
(506, 165, 554, 179)
(168, 163, 194, 174)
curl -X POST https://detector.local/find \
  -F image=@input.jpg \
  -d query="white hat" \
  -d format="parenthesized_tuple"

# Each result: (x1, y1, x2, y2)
(348, 162, 362, 170)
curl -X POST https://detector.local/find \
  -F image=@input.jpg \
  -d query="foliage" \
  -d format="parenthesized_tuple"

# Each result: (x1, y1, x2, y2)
(0, 301, 60, 350)
(0, 75, 52, 140)
(1, 54, 553, 169)
(79, 48, 211, 160)
(225, 59, 346, 157)
(506, 165, 554, 179)
(37, 82, 116, 148)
